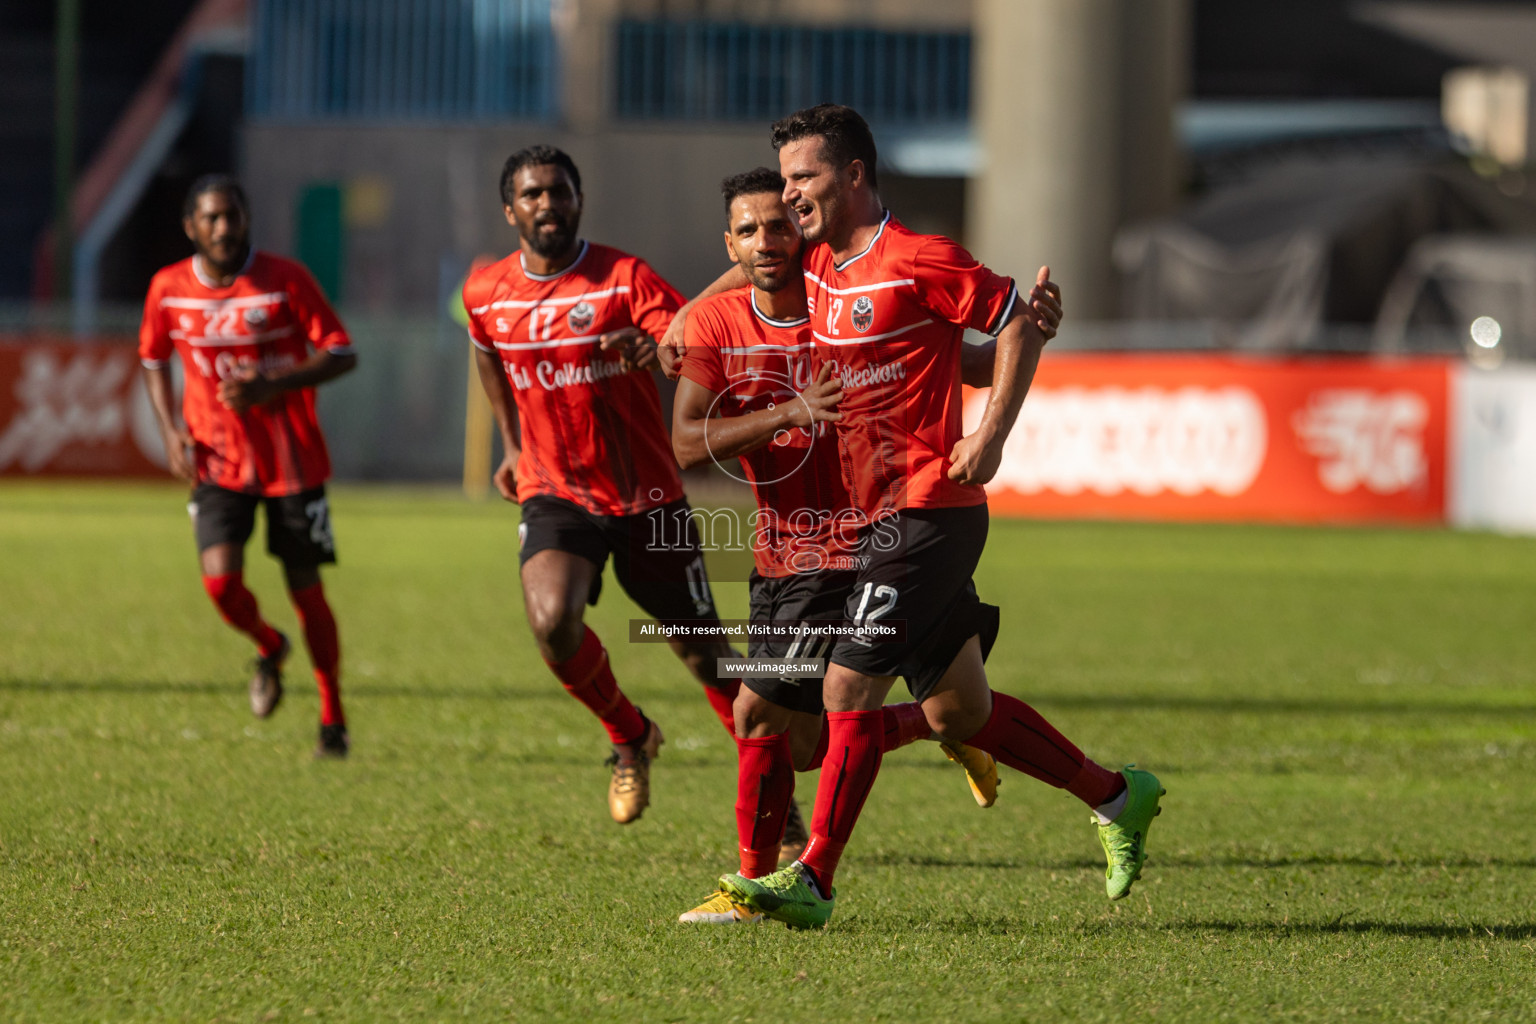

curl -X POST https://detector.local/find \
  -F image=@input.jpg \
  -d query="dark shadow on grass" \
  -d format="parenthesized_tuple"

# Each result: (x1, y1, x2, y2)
(0, 679, 558, 701)
(1021, 692, 1534, 717)
(864, 852, 1536, 871)
(1162, 854, 1536, 870)
(1171, 919, 1536, 940)
(858, 914, 1536, 940)
(8, 680, 1532, 718)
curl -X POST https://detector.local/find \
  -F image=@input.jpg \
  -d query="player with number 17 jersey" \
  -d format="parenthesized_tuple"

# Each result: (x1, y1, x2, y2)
(463, 241, 686, 516)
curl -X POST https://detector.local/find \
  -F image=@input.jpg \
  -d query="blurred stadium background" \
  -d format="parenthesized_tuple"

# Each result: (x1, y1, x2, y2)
(5, 9, 1536, 1017)
(3, 0, 1535, 531)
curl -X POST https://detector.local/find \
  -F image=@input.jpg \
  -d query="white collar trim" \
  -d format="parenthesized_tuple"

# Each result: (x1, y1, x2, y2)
(750, 292, 810, 329)
(521, 240, 589, 281)
(193, 249, 254, 288)
(832, 210, 891, 273)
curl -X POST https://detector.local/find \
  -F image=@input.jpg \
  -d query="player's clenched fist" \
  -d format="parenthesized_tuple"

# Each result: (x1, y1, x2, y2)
(217, 366, 279, 412)
(161, 426, 196, 482)
(946, 431, 1004, 487)
(599, 326, 658, 372)
(658, 313, 687, 379)
(491, 451, 520, 504)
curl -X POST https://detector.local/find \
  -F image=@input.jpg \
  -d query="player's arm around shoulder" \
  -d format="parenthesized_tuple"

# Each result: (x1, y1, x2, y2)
(658, 264, 751, 379)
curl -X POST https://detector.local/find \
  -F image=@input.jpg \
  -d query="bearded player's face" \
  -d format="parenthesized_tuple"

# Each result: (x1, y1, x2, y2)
(183, 190, 250, 275)
(725, 192, 803, 293)
(778, 137, 848, 245)
(506, 163, 583, 258)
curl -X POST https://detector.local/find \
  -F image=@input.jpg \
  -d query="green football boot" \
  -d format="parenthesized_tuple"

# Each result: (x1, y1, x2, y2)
(720, 863, 835, 930)
(1096, 766, 1165, 900)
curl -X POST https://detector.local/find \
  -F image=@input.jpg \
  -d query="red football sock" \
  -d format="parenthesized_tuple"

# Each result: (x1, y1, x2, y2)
(703, 678, 740, 735)
(799, 709, 884, 893)
(735, 732, 796, 879)
(804, 720, 830, 771)
(546, 627, 647, 746)
(882, 702, 930, 751)
(803, 702, 927, 771)
(202, 573, 284, 657)
(290, 582, 344, 727)
(965, 690, 1125, 807)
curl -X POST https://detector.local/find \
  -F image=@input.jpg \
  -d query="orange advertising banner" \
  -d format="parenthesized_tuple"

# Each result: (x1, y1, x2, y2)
(0, 338, 170, 478)
(964, 354, 1450, 524)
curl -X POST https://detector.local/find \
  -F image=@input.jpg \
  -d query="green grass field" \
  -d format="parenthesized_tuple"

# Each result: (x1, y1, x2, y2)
(3, 481, 1534, 1022)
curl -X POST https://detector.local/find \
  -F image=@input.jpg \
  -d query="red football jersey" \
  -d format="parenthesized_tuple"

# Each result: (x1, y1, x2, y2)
(680, 287, 859, 577)
(463, 242, 685, 515)
(139, 251, 353, 497)
(804, 213, 1018, 517)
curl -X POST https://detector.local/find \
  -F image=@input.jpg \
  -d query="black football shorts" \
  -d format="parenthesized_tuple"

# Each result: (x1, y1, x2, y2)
(741, 567, 860, 715)
(517, 494, 719, 625)
(828, 504, 1000, 702)
(189, 482, 337, 567)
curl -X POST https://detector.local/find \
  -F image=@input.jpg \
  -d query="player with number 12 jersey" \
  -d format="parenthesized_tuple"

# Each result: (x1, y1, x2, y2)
(716, 105, 1164, 932)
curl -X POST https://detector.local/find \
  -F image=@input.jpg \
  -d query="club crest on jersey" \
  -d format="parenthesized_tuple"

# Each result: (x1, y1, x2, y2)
(568, 301, 596, 333)
(243, 306, 268, 327)
(851, 295, 875, 332)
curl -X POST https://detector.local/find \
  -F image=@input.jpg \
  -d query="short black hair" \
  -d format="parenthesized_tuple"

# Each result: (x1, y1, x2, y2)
(183, 174, 248, 218)
(500, 145, 582, 206)
(720, 166, 786, 217)
(769, 104, 879, 191)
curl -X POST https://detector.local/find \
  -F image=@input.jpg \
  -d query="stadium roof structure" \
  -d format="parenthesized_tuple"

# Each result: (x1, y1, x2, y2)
(1359, 1, 1536, 77)
(1113, 155, 1536, 350)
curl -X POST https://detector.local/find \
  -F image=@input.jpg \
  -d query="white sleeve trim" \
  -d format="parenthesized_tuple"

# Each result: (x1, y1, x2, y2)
(468, 330, 496, 353)
(140, 358, 169, 369)
(985, 283, 1020, 337)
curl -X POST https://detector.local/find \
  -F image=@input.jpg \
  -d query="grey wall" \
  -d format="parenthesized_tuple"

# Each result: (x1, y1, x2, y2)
(243, 122, 777, 312)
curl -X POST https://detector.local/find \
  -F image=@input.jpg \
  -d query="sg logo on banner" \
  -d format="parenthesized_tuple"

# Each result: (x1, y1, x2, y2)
(1292, 390, 1429, 495)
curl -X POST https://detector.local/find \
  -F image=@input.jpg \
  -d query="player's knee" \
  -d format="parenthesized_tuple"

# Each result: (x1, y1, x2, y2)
(924, 702, 989, 744)
(527, 602, 584, 660)
(733, 686, 778, 736)
(672, 641, 721, 682)
(283, 562, 321, 593)
(199, 543, 242, 578)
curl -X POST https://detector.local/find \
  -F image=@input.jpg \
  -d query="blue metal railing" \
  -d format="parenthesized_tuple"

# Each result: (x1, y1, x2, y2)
(247, 0, 557, 121)
(614, 20, 970, 124)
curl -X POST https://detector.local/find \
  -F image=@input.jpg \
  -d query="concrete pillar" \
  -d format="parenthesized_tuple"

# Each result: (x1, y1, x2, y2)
(969, 0, 1185, 320)
(556, 0, 622, 132)
(1119, 0, 1189, 225)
